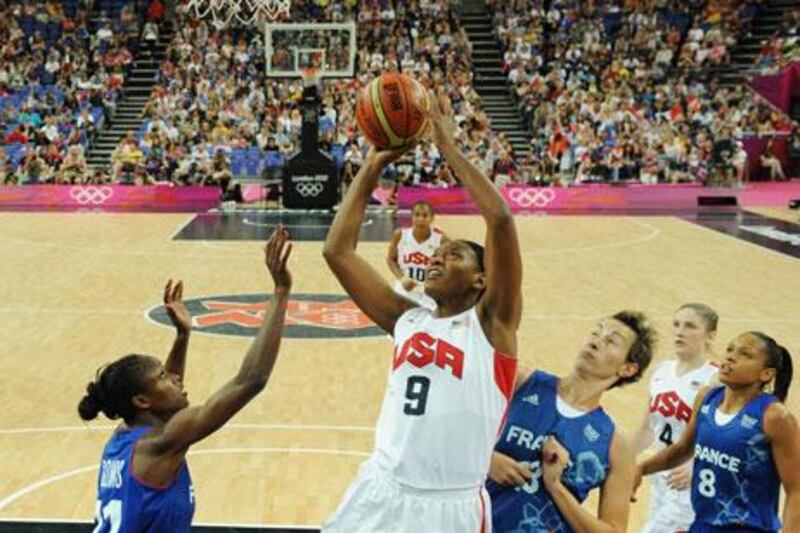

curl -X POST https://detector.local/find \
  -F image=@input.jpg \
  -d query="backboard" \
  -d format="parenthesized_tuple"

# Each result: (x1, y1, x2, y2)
(265, 22, 356, 78)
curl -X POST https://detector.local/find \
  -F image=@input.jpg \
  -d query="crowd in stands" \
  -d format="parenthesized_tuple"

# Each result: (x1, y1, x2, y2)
(1, 0, 797, 192)
(754, 6, 800, 72)
(112, 0, 515, 193)
(488, 0, 797, 185)
(0, 0, 163, 185)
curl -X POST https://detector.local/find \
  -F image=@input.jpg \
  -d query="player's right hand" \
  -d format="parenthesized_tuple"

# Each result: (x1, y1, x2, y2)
(401, 277, 417, 292)
(489, 452, 532, 487)
(164, 279, 191, 335)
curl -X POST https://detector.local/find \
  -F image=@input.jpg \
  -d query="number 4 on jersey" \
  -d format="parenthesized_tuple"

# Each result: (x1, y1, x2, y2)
(659, 423, 674, 445)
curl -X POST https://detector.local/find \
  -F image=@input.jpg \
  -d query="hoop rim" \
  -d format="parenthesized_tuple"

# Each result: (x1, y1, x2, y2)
(301, 67, 320, 81)
(300, 66, 322, 88)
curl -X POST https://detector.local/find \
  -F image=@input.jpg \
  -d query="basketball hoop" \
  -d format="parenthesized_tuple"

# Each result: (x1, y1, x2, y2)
(188, 0, 290, 28)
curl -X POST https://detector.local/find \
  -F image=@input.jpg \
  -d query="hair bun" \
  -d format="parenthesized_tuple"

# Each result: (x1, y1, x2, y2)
(77, 382, 102, 421)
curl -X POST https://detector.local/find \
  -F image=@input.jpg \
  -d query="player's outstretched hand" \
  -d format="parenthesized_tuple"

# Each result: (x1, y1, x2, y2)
(164, 279, 191, 335)
(265, 225, 292, 293)
(489, 451, 532, 487)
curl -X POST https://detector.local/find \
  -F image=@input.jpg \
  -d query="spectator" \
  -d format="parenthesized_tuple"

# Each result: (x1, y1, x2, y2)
(760, 139, 785, 180)
(141, 19, 159, 57)
(19, 150, 53, 184)
(58, 145, 88, 184)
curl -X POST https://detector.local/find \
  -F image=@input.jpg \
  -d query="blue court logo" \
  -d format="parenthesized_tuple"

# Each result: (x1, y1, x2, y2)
(148, 293, 384, 338)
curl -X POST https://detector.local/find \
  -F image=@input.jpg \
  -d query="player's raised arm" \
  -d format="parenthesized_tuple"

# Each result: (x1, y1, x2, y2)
(424, 92, 522, 354)
(150, 226, 293, 454)
(323, 147, 417, 333)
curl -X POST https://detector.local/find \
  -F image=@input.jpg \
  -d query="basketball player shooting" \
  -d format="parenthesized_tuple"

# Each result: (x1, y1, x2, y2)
(321, 91, 522, 532)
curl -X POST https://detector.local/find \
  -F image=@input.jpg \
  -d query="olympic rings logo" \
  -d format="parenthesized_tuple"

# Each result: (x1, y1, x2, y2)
(295, 182, 324, 197)
(507, 187, 556, 208)
(69, 186, 114, 205)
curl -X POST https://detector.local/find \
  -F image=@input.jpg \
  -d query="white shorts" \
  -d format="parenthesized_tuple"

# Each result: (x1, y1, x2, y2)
(393, 282, 437, 310)
(322, 458, 492, 533)
(641, 473, 694, 533)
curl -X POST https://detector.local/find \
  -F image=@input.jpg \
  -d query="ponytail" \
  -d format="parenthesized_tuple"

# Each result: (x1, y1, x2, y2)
(750, 332, 794, 402)
(773, 345, 793, 403)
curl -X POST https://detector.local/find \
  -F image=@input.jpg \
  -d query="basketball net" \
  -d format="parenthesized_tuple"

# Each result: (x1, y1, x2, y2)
(301, 67, 321, 89)
(187, 0, 290, 28)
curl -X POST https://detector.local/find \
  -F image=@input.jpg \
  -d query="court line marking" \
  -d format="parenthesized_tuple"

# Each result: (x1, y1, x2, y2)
(522, 218, 661, 256)
(678, 215, 800, 262)
(0, 305, 797, 325)
(166, 214, 198, 241)
(517, 313, 800, 323)
(242, 217, 374, 229)
(0, 517, 316, 529)
(0, 446, 369, 514)
(0, 217, 663, 259)
(0, 231, 363, 259)
(141, 304, 389, 341)
(0, 307, 141, 315)
(0, 422, 375, 436)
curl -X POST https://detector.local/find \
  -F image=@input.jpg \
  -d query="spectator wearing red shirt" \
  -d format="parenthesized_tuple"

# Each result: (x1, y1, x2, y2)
(5, 126, 29, 145)
(148, 0, 165, 23)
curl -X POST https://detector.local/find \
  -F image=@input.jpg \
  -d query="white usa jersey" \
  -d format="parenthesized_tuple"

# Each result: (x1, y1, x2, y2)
(648, 360, 717, 450)
(642, 359, 717, 533)
(373, 306, 516, 490)
(396, 227, 443, 284)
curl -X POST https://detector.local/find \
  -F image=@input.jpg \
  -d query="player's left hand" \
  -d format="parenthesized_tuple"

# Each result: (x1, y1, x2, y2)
(666, 461, 692, 491)
(422, 90, 456, 148)
(542, 436, 571, 489)
(164, 279, 191, 335)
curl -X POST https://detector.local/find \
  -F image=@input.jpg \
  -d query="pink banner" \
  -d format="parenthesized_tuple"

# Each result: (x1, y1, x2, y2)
(400, 183, 800, 213)
(0, 185, 220, 212)
(738, 182, 800, 207)
(750, 61, 800, 114)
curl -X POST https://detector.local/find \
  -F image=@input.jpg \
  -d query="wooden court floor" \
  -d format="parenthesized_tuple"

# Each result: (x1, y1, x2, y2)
(0, 211, 798, 531)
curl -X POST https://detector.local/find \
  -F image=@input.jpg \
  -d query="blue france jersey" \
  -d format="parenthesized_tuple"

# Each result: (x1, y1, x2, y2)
(690, 387, 780, 532)
(93, 426, 195, 533)
(487, 371, 615, 533)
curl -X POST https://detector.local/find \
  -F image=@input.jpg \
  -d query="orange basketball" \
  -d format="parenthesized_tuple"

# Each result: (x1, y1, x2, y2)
(356, 73, 429, 150)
